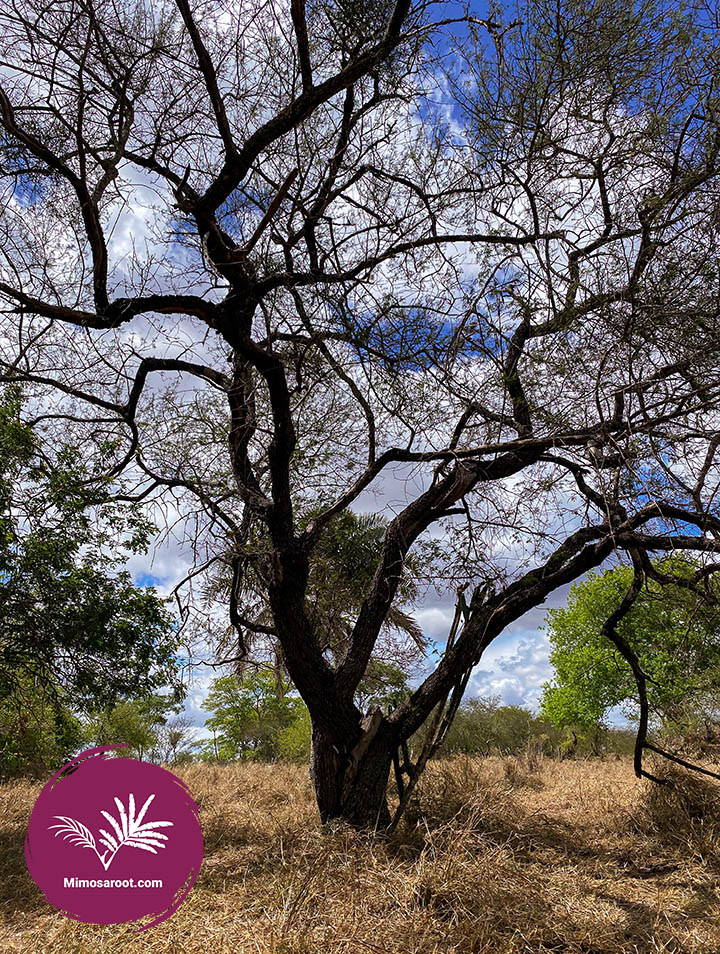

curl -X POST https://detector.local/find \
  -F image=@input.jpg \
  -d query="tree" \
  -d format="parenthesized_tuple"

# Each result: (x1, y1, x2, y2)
(207, 508, 428, 694)
(0, 676, 83, 778)
(541, 557, 720, 735)
(202, 670, 308, 761)
(155, 714, 198, 765)
(355, 660, 412, 714)
(1, 0, 720, 826)
(84, 693, 183, 761)
(0, 386, 182, 709)
(441, 697, 538, 756)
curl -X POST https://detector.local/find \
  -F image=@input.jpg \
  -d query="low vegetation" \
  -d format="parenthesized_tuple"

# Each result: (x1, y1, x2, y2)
(2, 755, 719, 953)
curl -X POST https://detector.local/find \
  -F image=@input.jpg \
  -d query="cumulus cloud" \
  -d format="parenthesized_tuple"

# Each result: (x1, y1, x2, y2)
(469, 631, 554, 710)
(462, 582, 575, 710)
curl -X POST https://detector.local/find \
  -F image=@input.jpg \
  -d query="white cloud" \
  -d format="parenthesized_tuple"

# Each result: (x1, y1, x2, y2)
(469, 631, 554, 710)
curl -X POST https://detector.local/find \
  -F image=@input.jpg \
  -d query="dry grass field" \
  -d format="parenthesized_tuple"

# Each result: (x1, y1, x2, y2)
(1, 755, 719, 954)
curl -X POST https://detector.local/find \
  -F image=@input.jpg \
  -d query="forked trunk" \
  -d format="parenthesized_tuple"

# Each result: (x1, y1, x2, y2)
(310, 717, 394, 830)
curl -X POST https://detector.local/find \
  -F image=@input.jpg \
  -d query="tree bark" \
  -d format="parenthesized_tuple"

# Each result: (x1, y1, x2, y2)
(310, 714, 394, 829)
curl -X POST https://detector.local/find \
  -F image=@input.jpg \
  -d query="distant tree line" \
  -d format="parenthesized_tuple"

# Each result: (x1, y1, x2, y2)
(439, 696, 637, 759)
(190, 672, 639, 767)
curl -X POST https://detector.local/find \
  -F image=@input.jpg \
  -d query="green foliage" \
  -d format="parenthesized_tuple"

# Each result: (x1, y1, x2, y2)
(436, 695, 636, 758)
(200, 660, 410, 764)
(275, 707, 312, 762)
(304, 509, 425, 657)
(540, 557, 720, 732)
(0, 676, 83, 778)
(83, 694, 183, 761)
(202, 670, 309, 761)
(439, 696, 560, 756)
(0, 386, 183, 709)
(356, 660, 411, 713)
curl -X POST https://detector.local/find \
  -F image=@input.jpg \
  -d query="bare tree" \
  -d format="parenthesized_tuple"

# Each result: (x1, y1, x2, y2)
(2, 0, 720, 827)
(154, 715, 197, 765)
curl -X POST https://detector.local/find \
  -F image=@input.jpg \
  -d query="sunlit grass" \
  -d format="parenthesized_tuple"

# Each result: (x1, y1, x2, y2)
(2, 755, 719, 953)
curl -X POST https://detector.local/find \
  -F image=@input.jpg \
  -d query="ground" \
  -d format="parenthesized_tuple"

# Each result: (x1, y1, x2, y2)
(1, 756, 719, 953)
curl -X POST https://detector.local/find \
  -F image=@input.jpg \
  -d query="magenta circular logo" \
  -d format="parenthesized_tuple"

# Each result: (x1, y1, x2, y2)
(25, 746, 203, 928)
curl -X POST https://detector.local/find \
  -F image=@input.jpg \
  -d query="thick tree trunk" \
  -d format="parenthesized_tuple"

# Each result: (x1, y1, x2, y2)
(309, 716, 394, 829)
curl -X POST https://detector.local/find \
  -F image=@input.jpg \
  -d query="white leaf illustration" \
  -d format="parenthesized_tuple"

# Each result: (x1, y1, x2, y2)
(48, 794, 174, 871)
(113, 796, 129, 839)
(49, 817, 97, 852)
(128, 829, 168, 840)
(123, 840, 158, 853)
(98, 828, 119, 851)
(100, 809, 123, 845)
(133, 821, 173, 833)
(133, 794, 155, 829)
(126, 836, 167, 848)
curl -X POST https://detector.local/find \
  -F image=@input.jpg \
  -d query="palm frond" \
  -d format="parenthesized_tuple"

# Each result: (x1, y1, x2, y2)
(386, 607, 427, 649)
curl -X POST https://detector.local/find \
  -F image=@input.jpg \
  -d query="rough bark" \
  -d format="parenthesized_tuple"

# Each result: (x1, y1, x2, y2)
(310, 710, 394, 829)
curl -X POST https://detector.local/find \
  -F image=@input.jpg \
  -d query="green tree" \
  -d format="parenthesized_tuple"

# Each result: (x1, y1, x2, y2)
(355, 660, 412, 714)
(202, 670, 308, 761)
(440, 696, 563, 756)
(0, 386, 183, 710)
(0, 676, 83, 778)
(84, 694, 183, 761)
(540, 557, 720, 734)
(276, 707, 312, 762)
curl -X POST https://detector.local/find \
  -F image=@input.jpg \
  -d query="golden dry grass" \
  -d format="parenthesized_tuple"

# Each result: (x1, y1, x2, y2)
(1, 756, 719, 953)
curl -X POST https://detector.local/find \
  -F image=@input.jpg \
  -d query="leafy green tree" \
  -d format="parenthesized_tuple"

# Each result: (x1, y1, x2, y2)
(355, 660, 411, 714)
(0, 386, 183, 710)
(276, 707, 312, 762)
(201, 660, 409, 764)
(202, 670, 308, 761)
(439, 696, 561, 756)
(0, 676, 83, 778)
(437, 696, 636, 758)
(540, 557, 720, 734)
(84, 694, 183, 761)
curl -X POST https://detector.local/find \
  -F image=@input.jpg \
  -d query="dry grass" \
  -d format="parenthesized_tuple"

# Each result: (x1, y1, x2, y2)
(1, 756, 720, 953)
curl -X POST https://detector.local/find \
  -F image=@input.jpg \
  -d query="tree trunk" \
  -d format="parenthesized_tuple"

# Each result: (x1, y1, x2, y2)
(309, 715, 394, 830)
